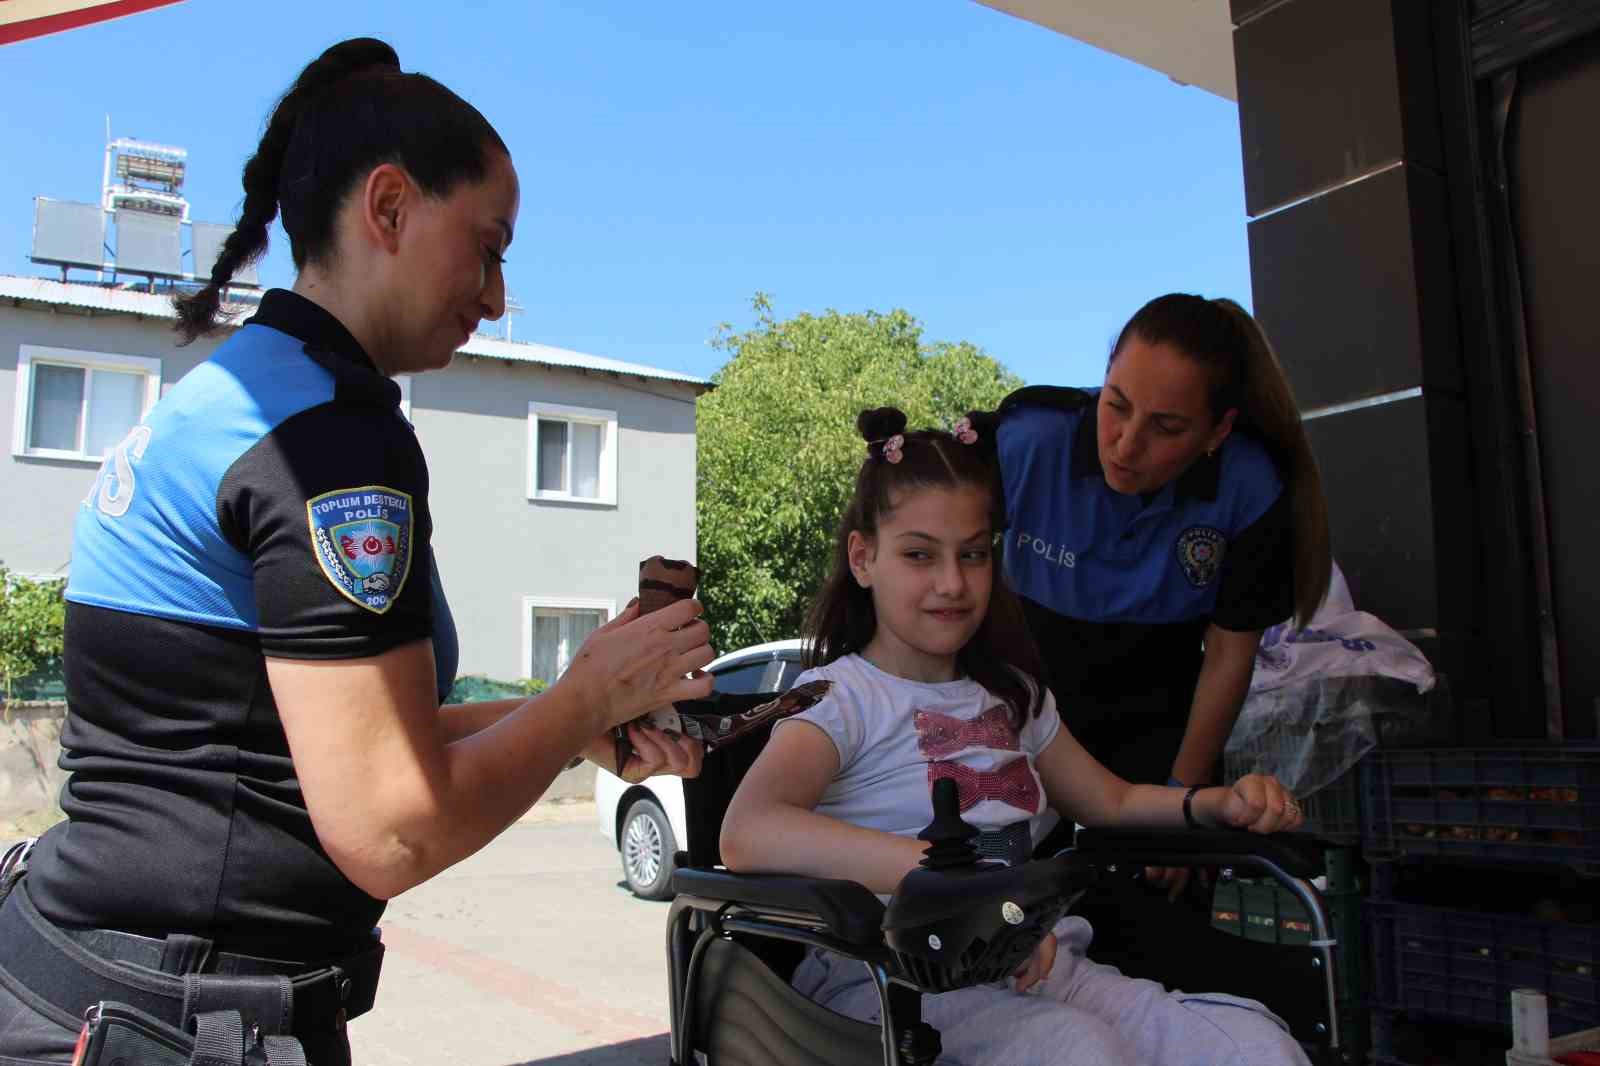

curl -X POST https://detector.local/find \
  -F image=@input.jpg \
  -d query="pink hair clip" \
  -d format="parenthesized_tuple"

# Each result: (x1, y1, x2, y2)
(952, 417, 978, 445)
(882, 434, 905, 464)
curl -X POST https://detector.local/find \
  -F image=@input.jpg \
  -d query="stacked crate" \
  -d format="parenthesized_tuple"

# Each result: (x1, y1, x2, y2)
(1362, 748, 1600, 1064)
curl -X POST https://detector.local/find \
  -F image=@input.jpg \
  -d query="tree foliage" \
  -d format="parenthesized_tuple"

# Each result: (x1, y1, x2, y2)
(0, 564, 66, 708)
(696, 295, 1021, 652)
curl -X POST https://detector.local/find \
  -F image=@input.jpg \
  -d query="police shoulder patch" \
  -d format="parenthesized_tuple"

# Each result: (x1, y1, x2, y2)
(1176, 525, 1226, 588)
(306, 485, 415, 614)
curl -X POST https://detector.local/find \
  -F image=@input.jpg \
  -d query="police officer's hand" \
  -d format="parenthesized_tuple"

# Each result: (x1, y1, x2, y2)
(561, 596, 715, 734)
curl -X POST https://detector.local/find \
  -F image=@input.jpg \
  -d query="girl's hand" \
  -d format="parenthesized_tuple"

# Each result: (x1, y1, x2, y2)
(585, 723, 705, 783)
(559, 597, 716, 733)
(1213, 774, 1304, 834)
(1012, 932, 1058, 993)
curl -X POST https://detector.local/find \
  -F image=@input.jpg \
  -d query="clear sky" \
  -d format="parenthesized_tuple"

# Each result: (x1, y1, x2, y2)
(0, 1, 1253, 387)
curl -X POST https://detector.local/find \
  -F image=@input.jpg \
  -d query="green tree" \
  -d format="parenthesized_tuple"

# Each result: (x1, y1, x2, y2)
(0, 564, 67, 710)
(696, 296, 1022, 652)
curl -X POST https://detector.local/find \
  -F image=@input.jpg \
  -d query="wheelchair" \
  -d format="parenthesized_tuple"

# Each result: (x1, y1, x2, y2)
(662, 700, 1345, 1066)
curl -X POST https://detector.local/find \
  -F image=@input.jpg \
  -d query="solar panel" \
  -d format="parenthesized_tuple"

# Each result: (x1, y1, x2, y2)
(31, 198, 106, 270)
(190, 222, 261, 288)
(114, 209, 182, 278)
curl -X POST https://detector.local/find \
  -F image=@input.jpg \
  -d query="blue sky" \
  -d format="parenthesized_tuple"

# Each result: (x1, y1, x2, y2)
(0, 1, 1253, 387)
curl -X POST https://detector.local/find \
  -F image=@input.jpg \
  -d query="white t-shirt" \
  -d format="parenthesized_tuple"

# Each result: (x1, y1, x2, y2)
(778, 654, 1063, 862)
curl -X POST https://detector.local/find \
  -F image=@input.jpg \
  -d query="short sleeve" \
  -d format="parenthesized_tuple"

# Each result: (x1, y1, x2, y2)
(777, 666, 865, 771)
(219, 403, 434, 659)
(1212, 491, 1294, 632)
(1018, 683, 1062, 757)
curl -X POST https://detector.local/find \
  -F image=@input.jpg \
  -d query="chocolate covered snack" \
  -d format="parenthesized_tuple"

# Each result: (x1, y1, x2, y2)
(614, 557, 701, 772)
(638, 555, 699, 616)
(655, 680, 833, 750)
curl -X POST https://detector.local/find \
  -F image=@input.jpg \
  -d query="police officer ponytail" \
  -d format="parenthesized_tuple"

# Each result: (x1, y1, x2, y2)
(174, 37, 509, 343)
(1112, 294, 1332, 626)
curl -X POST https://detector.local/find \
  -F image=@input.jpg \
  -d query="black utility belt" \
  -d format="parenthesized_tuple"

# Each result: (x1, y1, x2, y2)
(0, 878, 382, 1065)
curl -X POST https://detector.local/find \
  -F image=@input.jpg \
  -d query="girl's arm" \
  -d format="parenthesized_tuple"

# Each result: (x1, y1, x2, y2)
(720, 720, 930, 895)
(1033, 722, 1302, 833)
(1169, 624, 1260, 787)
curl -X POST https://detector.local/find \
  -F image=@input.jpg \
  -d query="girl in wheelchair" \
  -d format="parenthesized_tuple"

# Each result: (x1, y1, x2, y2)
(719, 406, 1310, 1066)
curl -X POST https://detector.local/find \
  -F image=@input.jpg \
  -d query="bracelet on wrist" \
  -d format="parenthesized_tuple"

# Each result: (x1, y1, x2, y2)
(1182, 784, 1205, 830)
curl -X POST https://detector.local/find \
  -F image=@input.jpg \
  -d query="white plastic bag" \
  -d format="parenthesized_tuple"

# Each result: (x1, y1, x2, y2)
(1249, 564, 1435, 695)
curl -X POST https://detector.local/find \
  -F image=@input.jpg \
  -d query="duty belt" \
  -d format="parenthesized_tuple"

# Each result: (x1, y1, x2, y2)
(0, 879, 382, 1042)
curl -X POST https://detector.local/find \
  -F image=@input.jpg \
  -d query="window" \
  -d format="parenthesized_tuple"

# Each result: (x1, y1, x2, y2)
(12, 346, 161, 462)
(711, 658, 775, 695)
(526, 401, 617, 505)
(522, 597, 615, 685)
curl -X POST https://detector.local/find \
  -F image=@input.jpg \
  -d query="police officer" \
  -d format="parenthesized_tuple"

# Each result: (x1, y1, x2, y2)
(0, 39, 710, 1066)
(991, 293, 1330, 984)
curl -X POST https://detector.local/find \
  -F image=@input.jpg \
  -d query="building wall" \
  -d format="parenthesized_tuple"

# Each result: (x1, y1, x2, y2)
(0, 306, 222, 575)
(1, 303, 702, 687)
(417, 356, 700, 682)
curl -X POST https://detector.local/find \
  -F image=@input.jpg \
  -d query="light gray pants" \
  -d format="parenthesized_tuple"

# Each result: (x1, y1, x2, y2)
(790, 916, 1311, 1066)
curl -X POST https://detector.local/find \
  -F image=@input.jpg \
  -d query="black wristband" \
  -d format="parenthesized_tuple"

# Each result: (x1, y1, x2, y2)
(1183, 785, 1205, 829)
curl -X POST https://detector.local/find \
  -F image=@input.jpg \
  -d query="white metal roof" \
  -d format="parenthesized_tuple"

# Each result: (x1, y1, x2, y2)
(976, 0, 1237, 100)
(0, 274, 709, 389)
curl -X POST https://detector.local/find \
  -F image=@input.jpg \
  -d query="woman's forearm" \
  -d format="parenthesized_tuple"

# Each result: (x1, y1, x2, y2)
(437, 697, 526, 743)
(721, 803, 929, 895)
(1170, 625, 1259, 785)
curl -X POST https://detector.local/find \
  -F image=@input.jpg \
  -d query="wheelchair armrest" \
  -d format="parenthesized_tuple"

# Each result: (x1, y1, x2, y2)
(671, 867, 887, 945)
(1071, 828, 1325, 881)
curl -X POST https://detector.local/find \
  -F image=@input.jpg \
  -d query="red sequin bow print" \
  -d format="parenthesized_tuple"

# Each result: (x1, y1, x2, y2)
(914, 705, 1019, 759)
(927, 757, 1040, 814)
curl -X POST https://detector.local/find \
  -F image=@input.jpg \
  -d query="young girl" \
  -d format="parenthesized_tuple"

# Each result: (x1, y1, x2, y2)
(719, 407, 1311, 1066)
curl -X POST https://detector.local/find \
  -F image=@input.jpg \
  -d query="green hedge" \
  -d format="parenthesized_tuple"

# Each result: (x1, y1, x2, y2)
(446, 675, 548, 704)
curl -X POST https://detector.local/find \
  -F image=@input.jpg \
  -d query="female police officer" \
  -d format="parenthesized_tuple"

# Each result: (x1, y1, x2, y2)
(0, 38, 710, 1066)
(990, 293, 1331, 980)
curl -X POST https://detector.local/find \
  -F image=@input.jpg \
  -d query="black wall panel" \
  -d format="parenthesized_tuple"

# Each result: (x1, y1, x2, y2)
(1247, 164, 1462, 411)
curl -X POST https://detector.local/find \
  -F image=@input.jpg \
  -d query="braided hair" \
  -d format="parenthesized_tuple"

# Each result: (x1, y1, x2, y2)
(173, 37, 508, 343)
(803, 407, 1048, 721)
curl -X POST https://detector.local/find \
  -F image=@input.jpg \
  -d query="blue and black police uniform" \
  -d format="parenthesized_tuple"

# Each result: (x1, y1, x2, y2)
(0, 290, 458, 1066)
(994, 384, 1295, 992)
(994, 385, 1292, 786)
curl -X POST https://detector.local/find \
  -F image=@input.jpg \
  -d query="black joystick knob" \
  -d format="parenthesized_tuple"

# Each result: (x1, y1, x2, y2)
(918, 777, 981, 870)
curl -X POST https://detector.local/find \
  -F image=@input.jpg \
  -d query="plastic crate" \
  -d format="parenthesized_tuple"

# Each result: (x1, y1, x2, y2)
(1363, 748, 1600, 875)
(1370, 900, 1600, 1038)
(1211, 849, 1367, 1016)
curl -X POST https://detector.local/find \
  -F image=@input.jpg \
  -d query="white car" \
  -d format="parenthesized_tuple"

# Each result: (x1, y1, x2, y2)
(595, 638, 806, 899)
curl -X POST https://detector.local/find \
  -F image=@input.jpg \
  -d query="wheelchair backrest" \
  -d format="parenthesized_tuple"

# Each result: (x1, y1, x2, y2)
(679, 691, 784, 869)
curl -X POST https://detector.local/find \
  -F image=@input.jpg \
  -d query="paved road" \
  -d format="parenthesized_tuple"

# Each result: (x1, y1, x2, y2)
(353, 802, 675, 1066)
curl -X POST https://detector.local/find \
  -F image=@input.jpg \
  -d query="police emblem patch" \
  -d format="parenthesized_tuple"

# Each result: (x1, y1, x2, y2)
(306, 486, 415, 614)
(1176, 525, 1226, 588)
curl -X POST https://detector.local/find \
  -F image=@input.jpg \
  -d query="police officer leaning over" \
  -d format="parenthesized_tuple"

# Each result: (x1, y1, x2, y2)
(989, 294, 1332, 981)
(0, 38, 711, 1066)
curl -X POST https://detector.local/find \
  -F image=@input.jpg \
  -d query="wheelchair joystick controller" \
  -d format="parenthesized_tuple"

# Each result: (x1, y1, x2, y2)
(883, 774, 1091, 998)
(917, 777, 981, 870)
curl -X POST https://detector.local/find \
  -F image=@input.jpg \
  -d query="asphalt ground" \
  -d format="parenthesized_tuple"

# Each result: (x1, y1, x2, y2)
(354, 801, 675, 1066)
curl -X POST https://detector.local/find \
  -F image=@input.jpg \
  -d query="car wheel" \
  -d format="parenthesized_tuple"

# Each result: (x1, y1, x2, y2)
(620, 798, 676, 900)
